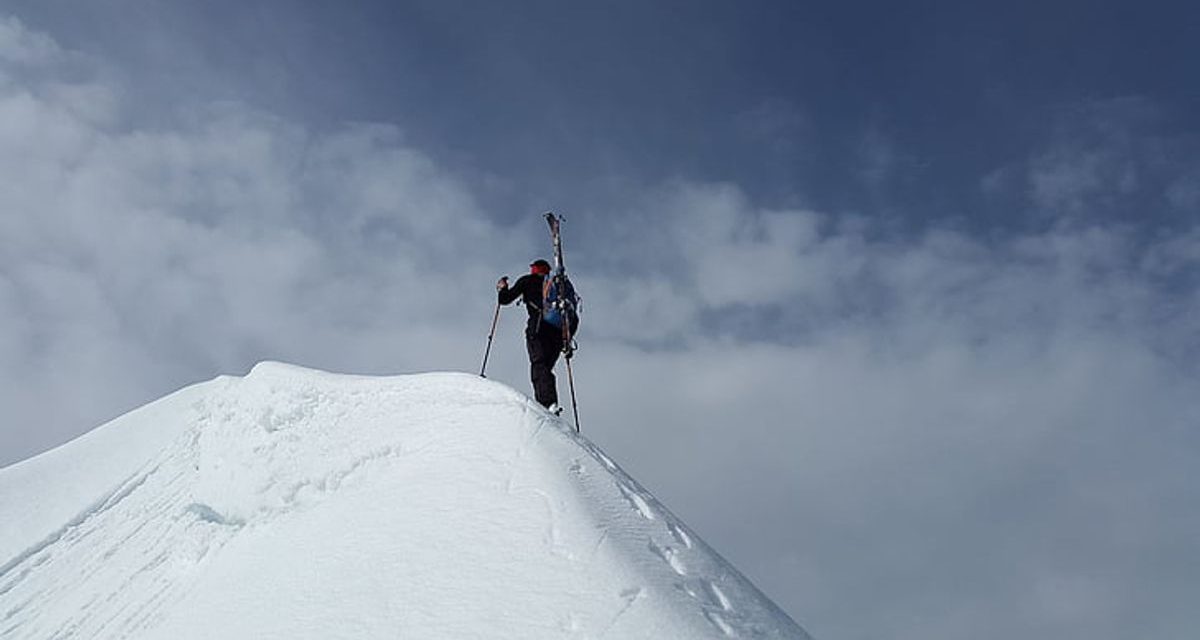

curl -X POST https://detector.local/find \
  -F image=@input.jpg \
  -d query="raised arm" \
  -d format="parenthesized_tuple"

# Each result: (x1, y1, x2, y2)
(497, 275, 524, 305)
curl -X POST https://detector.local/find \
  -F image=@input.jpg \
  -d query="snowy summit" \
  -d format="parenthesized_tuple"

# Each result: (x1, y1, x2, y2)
(0, 362, 809, 639)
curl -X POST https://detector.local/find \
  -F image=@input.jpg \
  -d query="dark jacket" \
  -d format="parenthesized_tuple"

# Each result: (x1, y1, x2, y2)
(498, 273, 547, 329)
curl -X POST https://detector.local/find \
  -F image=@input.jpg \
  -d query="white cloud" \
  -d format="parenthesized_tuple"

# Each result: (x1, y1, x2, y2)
(0, 19, 530, 462)
(1013, 97, 1198, 222)
(0, 15, 58, 65)
(568, 182, 1200, 639)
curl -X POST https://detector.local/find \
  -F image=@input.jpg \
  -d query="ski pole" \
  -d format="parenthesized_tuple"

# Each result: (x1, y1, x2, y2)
(564, 353, 578, 432)
(559, 314, 581, 432)
(479, 301, 502, 377)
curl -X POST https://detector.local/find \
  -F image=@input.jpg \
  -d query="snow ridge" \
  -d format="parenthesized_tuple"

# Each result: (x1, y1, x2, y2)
(0, 362, 810, 639)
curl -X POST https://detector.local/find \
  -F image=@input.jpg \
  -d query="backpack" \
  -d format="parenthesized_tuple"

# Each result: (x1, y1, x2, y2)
(541, 273, 580, 336)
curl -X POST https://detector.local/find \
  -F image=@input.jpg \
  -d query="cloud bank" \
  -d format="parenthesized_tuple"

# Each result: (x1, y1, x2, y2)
(0, 15, 534, 460)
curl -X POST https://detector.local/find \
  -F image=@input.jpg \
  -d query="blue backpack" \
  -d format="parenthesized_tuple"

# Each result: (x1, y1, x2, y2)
(541, 274, 580, 334)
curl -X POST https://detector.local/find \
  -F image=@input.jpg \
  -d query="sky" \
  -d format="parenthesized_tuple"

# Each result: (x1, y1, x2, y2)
(1, 2, 1198, 638)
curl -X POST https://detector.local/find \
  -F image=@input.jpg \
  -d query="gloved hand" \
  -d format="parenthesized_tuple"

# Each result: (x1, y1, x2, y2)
(496, 276, 509, 291)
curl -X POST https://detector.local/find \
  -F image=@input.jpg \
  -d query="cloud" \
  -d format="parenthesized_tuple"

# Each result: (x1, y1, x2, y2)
(564, 180, 1200, 639)
(1012, 97, 1200, 222)
(0, 15, 58, 65)
(537, 166, 1200, 640)
(0, 18, 532, 462)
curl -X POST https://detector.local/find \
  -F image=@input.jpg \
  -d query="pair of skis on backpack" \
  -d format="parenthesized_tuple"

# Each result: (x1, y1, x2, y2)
(542, 212, 581, 356)
(542, 212, 581, 430)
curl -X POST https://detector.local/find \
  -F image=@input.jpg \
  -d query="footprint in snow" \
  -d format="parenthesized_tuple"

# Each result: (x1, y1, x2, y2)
(680, 579, 729, 611)
(667, 521, 693, 549)
(184, 503, 243, 528)
(704, 581, 733, 611)
(617, 483, 656, 521)
(649, 541, 687, 577)
(704, 610, 737, 637)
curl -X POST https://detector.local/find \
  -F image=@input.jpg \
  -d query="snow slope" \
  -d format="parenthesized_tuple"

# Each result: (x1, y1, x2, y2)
(0, 362, 809, 639)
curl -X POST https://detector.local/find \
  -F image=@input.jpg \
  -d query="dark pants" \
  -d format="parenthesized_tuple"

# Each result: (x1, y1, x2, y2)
(526, 323, 564, 408)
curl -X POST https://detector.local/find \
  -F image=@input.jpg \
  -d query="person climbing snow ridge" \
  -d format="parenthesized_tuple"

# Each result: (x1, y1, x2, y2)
(497, 258, 577, 414)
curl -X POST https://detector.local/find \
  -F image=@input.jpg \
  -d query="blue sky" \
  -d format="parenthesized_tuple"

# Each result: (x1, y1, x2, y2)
(1, 3, 1199, 639)
(16, 0, 1200, 226)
